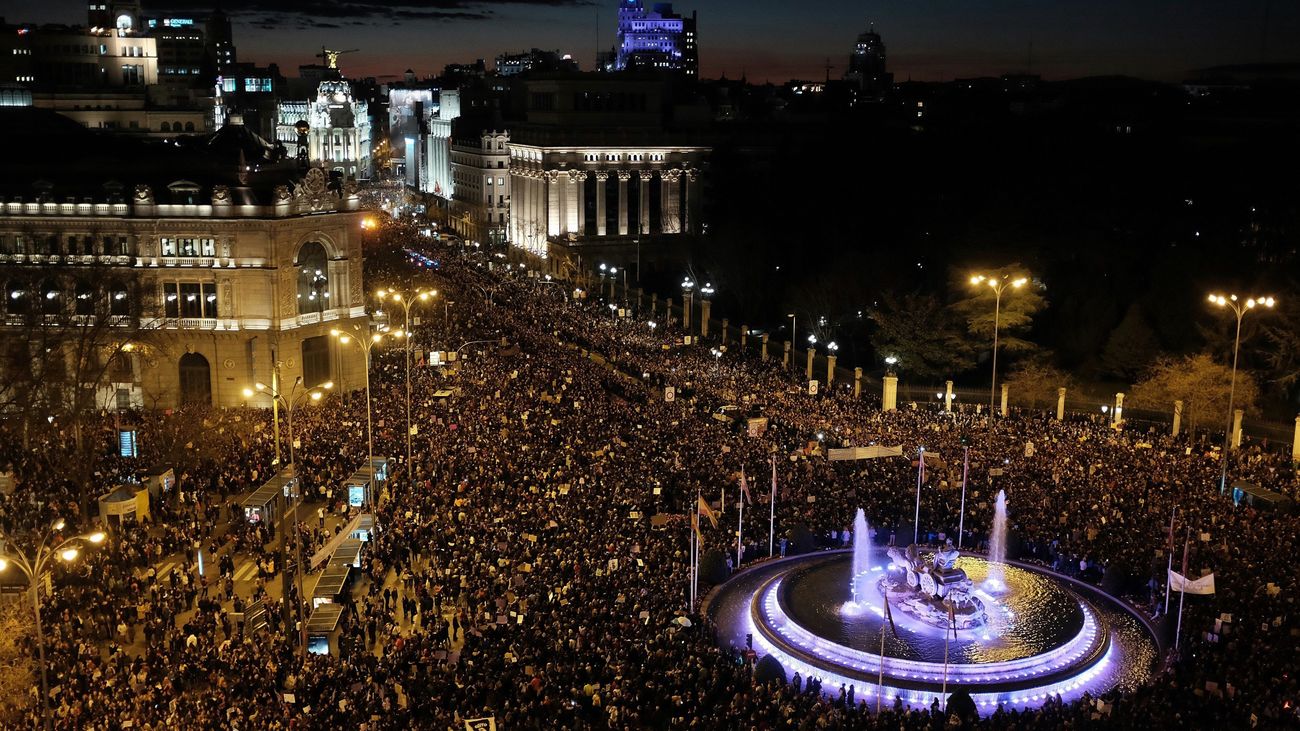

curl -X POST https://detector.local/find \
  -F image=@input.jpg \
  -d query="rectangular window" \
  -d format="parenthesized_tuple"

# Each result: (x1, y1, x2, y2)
(201, 282, 217, 317)
(164, 282, 179, 318)
(179, 282, 202, 318)
(221, 77, 236, 93)
(161, 237, 175, 256)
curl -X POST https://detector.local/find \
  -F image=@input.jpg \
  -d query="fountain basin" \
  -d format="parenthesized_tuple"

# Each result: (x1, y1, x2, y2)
(708, 551, 1159, 712)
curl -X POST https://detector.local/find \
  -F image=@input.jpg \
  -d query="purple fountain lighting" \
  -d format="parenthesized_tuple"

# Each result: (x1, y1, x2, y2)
(708, 506, 1159, 716)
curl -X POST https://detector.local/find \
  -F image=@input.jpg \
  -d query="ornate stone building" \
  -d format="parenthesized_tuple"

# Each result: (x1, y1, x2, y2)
(276, 79, 373, 181)
(0, 110, 368, 410)
(504, 75, 708, 269)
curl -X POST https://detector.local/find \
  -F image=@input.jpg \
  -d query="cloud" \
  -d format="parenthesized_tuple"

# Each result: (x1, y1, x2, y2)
(147, 0, 587, 27)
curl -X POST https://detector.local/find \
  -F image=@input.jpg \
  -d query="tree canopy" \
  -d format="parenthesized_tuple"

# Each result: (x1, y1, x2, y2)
(1128, 353, 1258, 433)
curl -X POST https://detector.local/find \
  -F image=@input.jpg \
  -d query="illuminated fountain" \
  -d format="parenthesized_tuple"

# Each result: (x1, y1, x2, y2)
(708, 501, 1159, 714)
(984, 489, 1008, 592)
(840, 509, 873, 616)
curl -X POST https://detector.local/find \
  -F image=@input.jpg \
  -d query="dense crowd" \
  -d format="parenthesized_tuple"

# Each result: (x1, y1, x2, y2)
(0, 215, 1296, 729)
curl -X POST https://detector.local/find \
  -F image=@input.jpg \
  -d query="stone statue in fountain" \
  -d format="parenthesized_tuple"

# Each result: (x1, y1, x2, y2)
(883, 539, 986, 630)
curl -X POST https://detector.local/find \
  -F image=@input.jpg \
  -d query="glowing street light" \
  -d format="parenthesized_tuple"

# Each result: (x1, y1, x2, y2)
(970, 272, 1031, 414)
(1207, 292, 1276, 493)
(0, 520, 110, 730)
(378, 288, 436, 467)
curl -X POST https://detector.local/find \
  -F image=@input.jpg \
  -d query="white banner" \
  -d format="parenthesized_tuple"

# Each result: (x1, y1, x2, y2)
(827, 445, 905, 461)
(1170, 570, 1216, 595)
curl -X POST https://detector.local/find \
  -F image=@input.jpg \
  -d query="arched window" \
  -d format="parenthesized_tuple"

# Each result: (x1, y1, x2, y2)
(108, 281, 129, 316)
(5, 281, 28, 314)
(74, 280, 95, 316)
(160, 121, 171, 132)
(173, 120, 182, 132)
(40, 278, 62, 315)
(295, 241, 330, 315)
(178, 352, 211, 406)
(184, 121, 195, 132)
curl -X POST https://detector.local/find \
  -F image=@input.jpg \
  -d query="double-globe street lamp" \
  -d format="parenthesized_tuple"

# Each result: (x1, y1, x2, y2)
(969, 273, 1029, 414)
(0, 521, 106, 730)
(1207, 292, 1276, 494)
(331, 325, 385, 501)
(243, 377, 332, 655)
(377, 288, 436, 468)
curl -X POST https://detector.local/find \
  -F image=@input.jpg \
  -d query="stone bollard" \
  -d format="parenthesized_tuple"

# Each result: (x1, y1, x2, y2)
(1113, 392, 1124, 425)
(827, 354, 837, 387)
(761, 333, 769, 361)
(1232, 409, 1244, 449)
(721, 318, 729, 345)
(666, 297, 674, 326)
(882, 375, 898, 411)
(637, 287, 644, 311)
(1000, 383, 1009, 417)
(1172, 400, 1183, 437)
(1292, 416, 1299, 463)
(854, 367, 863, 399)
(683, 297, 692, 331)
(651, 292, 658, 318)
(944, 380, 954, 413)
(700, 300, 711, 338)
(741, 325, 749, 349)
(783, 341, 792, 368)
(805, 349, 814, 381)
(1056, 388, 1066, 420)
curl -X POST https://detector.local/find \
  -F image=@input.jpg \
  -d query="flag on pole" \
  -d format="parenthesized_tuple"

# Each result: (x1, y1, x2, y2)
(697, 496, 718, 529)
(1169, 570, 1216, 595)
(882, 595, 898, 637)
(739, 466, 752, 505)
(691, 513, 703, 544)
(770, 457, 778, 504)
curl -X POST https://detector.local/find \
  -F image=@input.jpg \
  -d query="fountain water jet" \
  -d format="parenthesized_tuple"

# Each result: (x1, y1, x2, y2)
(985, 490, 1008, 592)
(838, 509, 874, 617)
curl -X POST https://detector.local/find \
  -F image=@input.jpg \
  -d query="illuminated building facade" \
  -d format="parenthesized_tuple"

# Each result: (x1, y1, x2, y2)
(615, 0, 698, 77)
(276, 80, 373, 181)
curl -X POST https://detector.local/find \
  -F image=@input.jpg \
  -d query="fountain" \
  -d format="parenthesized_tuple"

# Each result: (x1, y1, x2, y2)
(707, 501, 1160, 715)
(850, 509, 871, 601)
(984, 489, 1008, 592)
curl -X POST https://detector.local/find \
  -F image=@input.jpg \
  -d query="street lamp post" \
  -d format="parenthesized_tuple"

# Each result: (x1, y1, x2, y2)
(377, 288, 435, 469)
(1208, 293, 1276, 493)
(0, 521, 106, 731)
(969, 273, 1028, 414)
(331, 326, 384, 498)
(681, 278, 695, 333)
(244, 377, 332, 655)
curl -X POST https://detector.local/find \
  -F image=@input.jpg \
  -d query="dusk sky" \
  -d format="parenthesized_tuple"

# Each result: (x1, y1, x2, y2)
(5, 0, 1298, 83)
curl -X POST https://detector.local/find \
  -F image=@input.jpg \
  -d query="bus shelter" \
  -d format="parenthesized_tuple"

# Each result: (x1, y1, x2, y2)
(306, 603, 345, 656)
(312, 563, 352, 608)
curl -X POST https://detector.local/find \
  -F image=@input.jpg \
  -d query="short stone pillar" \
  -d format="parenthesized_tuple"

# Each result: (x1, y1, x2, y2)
(608, 278, 615, 301)
(882, 374, 898, 412)
(1232, 409, 1244, 449)
(827, 354, 837, 387)
(805, 349, 815, 380)
(944, 380, 954, 413)
(700, 300, 711, 338)
(637, 287, 644, 311)
(1172, 400, 1183, 437)
(1000, 383, 1009, 416)
(1113, 392, 1124, 425)
(666, 297, 674, 326)
(1292, 416, 1299, 463)
(651, 292, 658, 318)
(761, 333, 769, 361)
(683, 296, 692, 331)
(783, 340, 791, 367)
(721, 318, 729, 345)
(1056, 388, 1067, 420)
(740, 325, 749, 349)
(854, 367, 863, 399)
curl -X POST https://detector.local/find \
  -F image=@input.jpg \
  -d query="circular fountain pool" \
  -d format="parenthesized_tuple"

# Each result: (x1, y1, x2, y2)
(708, 551, 1160, 713)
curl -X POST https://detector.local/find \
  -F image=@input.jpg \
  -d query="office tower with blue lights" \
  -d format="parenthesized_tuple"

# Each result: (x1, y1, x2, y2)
(615, 0, 697, 77)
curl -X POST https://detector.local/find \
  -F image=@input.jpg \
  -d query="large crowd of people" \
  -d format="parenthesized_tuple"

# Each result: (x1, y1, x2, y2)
(0, 214, 1296, 729)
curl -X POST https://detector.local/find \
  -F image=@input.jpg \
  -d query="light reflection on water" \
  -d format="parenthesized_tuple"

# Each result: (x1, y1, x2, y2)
(780, 555, 1084, 664)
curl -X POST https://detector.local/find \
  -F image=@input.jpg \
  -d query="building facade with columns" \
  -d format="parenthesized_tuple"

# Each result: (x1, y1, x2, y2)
(0, 111, 368, 410)
(505, 75, 707, 267)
